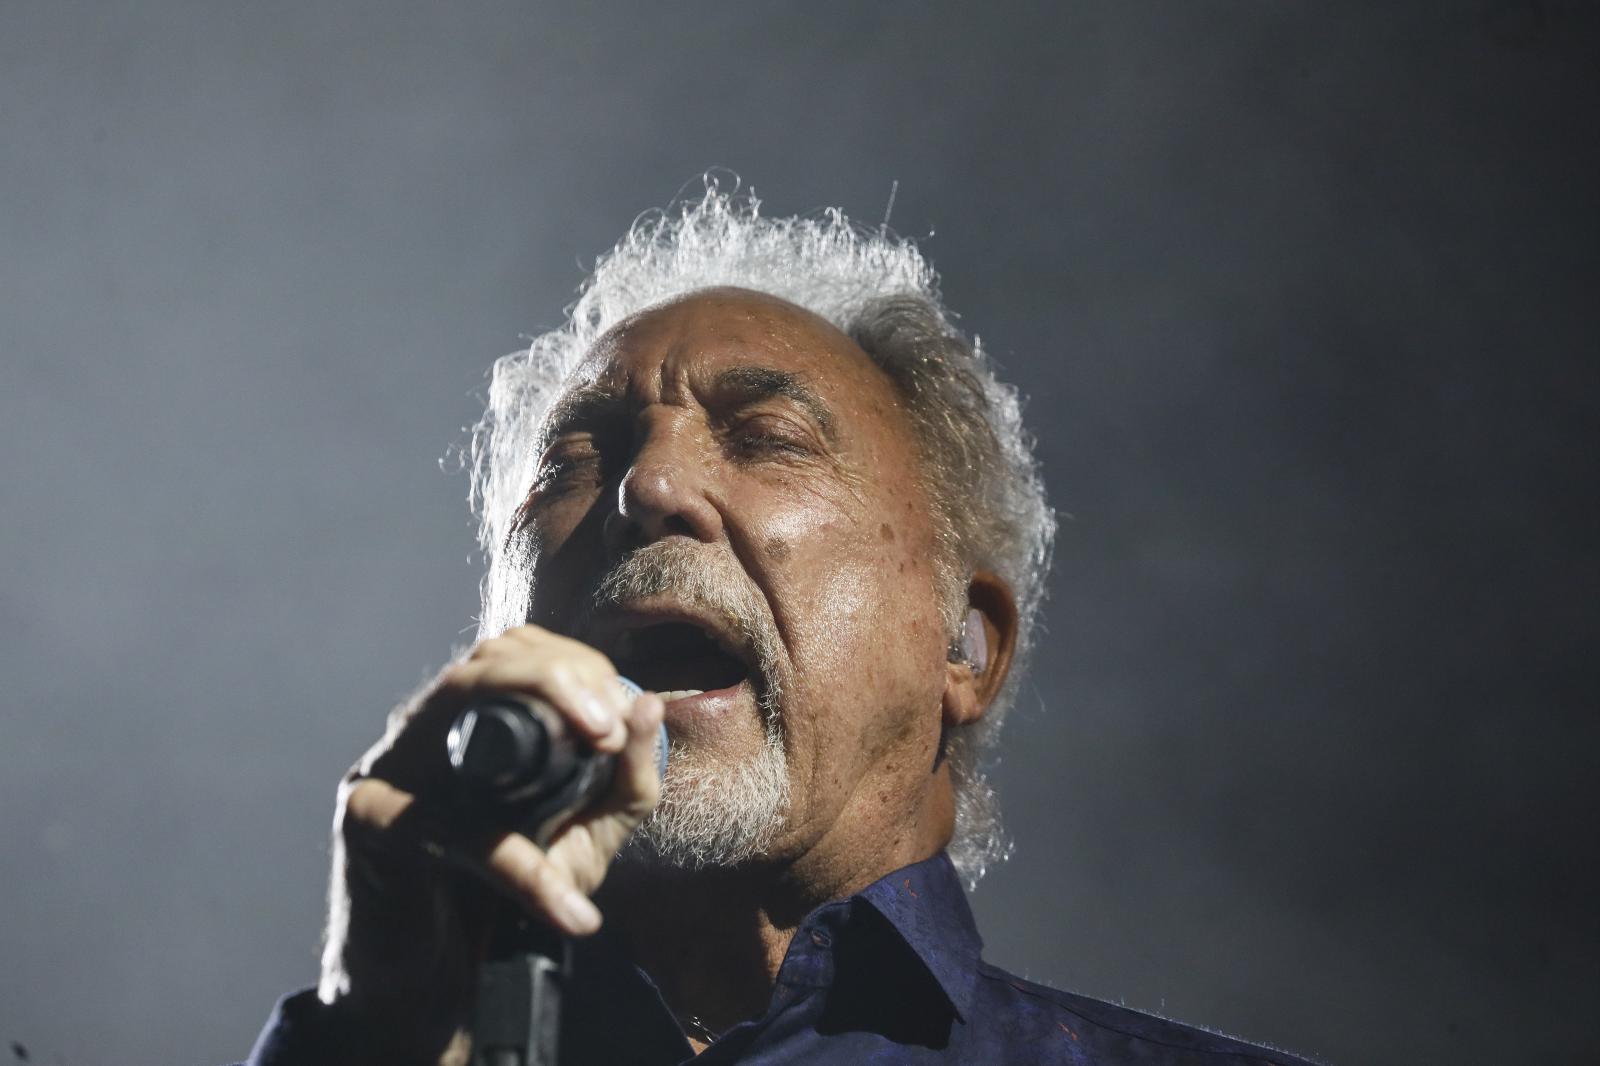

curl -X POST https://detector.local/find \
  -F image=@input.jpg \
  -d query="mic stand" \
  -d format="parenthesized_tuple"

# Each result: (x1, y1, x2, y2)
(470, 914, 569, 1066)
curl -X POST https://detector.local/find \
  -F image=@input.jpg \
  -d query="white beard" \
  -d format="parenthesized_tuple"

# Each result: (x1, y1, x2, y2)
(625, 722, 790, 869)
(570, 539, 792, 869)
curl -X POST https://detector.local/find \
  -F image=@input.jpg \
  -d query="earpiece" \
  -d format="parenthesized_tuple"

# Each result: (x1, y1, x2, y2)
(961, 608, 988, 675)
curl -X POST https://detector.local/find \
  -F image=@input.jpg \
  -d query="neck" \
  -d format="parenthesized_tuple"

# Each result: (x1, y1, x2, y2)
(597, 861, 810, 1046)
(597, 765, 959, 1048)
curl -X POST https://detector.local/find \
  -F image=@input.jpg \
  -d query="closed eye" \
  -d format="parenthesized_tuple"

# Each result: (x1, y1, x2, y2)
(533, 436, 608, 490)
(725, 416, 817, 460)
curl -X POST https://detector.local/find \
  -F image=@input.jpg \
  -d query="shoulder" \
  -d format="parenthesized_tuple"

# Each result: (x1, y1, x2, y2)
(971, 961, 1325, 1066)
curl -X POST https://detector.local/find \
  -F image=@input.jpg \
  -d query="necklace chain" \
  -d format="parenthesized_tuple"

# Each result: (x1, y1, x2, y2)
(676, 1011, 723, 1045)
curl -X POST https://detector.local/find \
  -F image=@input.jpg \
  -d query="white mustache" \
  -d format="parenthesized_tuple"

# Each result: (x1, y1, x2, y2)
(583, 540, 784, 714)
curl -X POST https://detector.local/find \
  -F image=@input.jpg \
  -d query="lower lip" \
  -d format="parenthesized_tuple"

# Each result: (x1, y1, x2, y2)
(659, 679, 755, 731)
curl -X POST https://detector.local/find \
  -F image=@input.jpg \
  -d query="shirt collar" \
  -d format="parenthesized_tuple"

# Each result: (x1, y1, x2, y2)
(854, 850, 983, 1020)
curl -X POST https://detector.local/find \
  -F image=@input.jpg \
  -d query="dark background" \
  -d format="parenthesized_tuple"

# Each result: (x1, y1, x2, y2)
(3, 3, 1595, 1064)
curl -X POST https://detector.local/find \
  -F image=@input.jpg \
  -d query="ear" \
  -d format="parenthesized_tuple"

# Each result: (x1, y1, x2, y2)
(941, 571, 1020, 729)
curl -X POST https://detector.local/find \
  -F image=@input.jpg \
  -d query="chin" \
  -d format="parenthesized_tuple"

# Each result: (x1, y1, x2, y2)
(620, 743, 792, 871)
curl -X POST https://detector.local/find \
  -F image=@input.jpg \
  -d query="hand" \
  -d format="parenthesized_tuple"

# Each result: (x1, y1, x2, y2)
(316, 625, 665, 1062)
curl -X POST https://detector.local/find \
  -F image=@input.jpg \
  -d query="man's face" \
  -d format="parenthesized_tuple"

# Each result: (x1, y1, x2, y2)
(509, 288, 957, 875)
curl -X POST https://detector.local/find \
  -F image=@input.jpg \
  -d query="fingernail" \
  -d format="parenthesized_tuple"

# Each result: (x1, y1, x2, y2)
(559, 890, 601, 934)
(579, 694, 612, 734)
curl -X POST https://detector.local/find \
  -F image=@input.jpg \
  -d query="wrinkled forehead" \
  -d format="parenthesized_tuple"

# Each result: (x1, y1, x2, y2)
(563, 287, 900, 414)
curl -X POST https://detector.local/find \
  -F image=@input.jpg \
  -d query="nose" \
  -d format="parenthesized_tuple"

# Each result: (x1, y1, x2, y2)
(602, 409, 723, 551)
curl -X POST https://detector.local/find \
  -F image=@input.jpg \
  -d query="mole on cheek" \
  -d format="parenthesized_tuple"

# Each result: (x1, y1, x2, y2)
(879, 523, 896, 542)
(765, 536, 792, 561)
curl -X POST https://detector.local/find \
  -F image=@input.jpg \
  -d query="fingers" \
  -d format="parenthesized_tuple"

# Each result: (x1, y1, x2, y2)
(438, 625, 631, 749)
(342, 776, 603, 936)
(343, 776, 416, 834)
(545, 690, 666, 875)
(612, 690, 667, 821)
(484, 831, 603, 935)
(366, 625, 633, 791)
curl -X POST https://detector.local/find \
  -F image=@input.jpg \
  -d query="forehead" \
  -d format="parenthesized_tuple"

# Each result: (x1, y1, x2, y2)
(568, 287, 900, 412)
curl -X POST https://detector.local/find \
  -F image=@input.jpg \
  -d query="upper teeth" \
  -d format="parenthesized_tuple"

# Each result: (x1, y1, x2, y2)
(656, 689, 704, 702)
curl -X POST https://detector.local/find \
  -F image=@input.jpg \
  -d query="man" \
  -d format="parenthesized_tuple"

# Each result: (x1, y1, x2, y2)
(244, 186, 1319, 1065)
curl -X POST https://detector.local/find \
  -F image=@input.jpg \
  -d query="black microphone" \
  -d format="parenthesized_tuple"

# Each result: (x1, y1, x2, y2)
(444, 677, 666, 847)
(448, 678, 665, 1066)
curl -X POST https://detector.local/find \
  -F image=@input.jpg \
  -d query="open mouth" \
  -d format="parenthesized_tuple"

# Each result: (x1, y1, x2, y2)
(607, 620, 751, 700)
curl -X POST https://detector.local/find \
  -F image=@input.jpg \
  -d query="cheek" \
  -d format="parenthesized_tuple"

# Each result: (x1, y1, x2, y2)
(760, 496, 946, 680)
(854, 485, 952, 681)
(481, 546, 535, 636)
(783, 525, 948, 782)
(522, 499, 607, 624)
(749, 507, 868, 659)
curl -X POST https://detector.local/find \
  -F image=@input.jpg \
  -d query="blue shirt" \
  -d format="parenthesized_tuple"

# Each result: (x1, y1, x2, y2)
(244, 852, 1321, 1064)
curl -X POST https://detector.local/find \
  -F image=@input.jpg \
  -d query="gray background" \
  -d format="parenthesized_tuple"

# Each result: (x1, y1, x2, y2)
(3, 3, 1595, 1064)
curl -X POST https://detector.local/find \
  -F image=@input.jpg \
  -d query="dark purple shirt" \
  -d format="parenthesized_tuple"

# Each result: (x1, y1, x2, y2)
(244, 852, 1321, 1064)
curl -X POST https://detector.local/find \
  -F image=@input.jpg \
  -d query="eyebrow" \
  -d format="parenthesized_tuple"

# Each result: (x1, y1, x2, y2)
(538, 383, 625, 451)
(712, 365, 838, 443)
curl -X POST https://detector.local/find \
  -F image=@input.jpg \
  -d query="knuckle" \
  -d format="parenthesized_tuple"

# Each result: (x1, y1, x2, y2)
(437, 661, 476, 691)
(340, 780, 382, 829)
(507, 850, 557, 899)
(546, 660, 583, 690)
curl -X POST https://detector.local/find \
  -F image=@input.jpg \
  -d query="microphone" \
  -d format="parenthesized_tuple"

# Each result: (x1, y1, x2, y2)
(445, 676, 668, 847)
(450, 678, 666, 1066)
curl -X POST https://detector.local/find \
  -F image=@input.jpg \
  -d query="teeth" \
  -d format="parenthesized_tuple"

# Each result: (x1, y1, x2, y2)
(655, 689, 705, 702)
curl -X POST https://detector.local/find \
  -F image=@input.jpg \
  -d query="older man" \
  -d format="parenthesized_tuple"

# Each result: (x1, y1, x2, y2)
(244, 188, 1317, 1065)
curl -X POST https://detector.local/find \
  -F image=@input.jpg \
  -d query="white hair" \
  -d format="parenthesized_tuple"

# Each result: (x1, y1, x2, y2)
(470, 177, 1054, 885)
